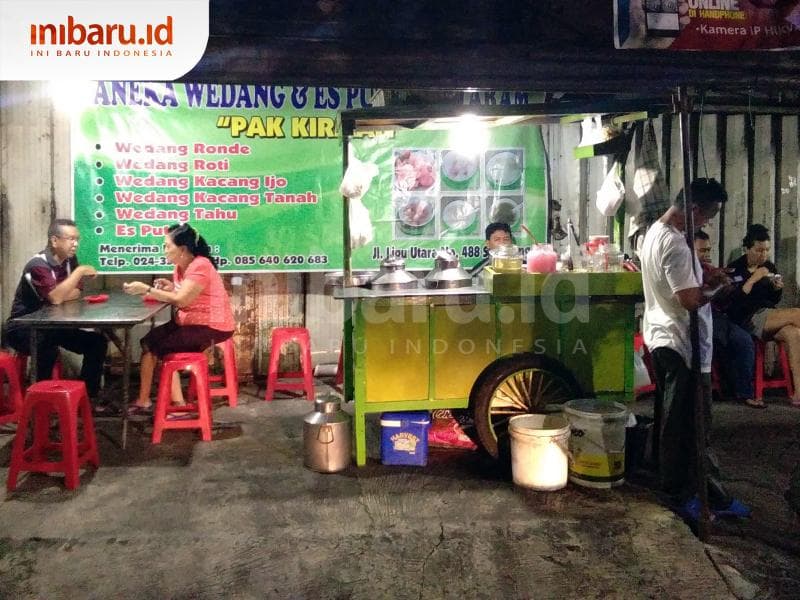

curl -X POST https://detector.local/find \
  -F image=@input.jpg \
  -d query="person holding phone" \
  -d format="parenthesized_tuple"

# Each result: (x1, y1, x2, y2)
(725, 224, 800, 406)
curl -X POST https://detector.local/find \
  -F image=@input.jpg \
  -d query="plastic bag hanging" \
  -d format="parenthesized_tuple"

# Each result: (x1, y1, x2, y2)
(339, 156, 379, 249)
(595, 160, 625, 217)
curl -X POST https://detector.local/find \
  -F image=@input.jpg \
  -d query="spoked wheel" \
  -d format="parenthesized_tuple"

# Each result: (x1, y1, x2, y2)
(470, 353, 583, 459)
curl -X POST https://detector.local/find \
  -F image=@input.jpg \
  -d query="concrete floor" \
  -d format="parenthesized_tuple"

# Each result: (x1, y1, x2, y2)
(0, 380, 798, 599)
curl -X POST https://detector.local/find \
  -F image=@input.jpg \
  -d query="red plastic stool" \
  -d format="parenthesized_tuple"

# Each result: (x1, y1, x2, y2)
(209, 338, 238, 408)
(7, 380, 99, 491)
(264, 327, 315, 402)
(755, 338, 794, 400)
(152, 353, 212, 444)
(0, 352, 24, 426)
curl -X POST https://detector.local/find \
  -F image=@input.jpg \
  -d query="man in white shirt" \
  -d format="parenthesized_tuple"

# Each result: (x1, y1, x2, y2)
(641, 178, 749, 520)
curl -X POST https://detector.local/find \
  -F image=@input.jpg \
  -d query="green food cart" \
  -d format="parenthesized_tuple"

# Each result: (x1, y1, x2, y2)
(337, 102, 647, 466)
(335, 269, 642, 465)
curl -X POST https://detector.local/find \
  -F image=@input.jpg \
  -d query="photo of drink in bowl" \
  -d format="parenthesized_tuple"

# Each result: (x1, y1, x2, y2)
(395, 196, 435, 237)
(486, 196, 522, 230)
(393, 149, 437, 192)
(485, 149, 523, 190)
(441, 196, 480, 237)
(441, 150, 480, 190)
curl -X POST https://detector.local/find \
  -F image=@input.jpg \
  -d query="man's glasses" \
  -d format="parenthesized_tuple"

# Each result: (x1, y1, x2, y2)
(56, 235, 80, 243)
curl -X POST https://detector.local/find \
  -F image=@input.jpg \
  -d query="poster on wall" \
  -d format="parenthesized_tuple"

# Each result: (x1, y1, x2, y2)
(73, 81, 375, 273)
(349, 124, 547, 270)
(614, 0, 800, 49)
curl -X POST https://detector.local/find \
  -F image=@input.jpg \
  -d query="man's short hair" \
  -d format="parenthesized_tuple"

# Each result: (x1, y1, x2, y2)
(743, 224, 770, 249)
(485, 222, 512, 241)
(48, 218, 77, 239)
(694, 229, 710, 241)
(673, 178, 728, 211)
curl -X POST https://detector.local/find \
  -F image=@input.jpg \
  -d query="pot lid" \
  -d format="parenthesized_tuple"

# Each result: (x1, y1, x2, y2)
(424, 250, 472, 289)
(370, 257, 419, 290)
(380, 254, 406, 272)
(433, 248, 460, 270)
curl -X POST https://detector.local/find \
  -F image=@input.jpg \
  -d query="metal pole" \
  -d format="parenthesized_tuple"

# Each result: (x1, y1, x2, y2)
(340, 118, 353, 401)
(677, 85, 711, 540)
(341, 119, 353, 285)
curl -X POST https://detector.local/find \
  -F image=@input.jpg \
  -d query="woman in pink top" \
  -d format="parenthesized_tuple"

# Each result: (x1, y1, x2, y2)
(122, 223, 234, 416)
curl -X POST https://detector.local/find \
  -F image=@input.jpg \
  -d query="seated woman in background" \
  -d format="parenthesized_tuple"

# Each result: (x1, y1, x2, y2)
(725, 224, 800, 406)
(123, 223, 235, 416)
(694, 230, 756, 408)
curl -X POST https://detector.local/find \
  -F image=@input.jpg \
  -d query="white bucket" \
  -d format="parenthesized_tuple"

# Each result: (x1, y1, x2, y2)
(563, 399, 628, 489)
(508, 414, 570, 491)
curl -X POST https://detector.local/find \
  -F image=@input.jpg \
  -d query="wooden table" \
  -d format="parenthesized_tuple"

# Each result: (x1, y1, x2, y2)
(10, 292, 169, 448)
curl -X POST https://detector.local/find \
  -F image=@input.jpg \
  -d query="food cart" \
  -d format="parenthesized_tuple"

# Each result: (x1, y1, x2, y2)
(335, 103, 646, 466)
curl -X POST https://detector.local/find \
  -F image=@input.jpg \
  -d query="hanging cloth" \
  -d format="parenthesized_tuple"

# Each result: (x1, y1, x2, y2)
(628, 119, 670, 248)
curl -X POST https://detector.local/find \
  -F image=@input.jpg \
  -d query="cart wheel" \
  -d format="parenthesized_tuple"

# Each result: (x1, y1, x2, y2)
(469, 353, 583, 459)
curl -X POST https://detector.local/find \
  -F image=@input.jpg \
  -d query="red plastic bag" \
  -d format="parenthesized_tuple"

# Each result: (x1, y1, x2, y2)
(427, 409, 478, 450)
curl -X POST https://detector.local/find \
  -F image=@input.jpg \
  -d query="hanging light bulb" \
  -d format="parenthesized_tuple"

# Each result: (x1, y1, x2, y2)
(448, 114, 489, 158)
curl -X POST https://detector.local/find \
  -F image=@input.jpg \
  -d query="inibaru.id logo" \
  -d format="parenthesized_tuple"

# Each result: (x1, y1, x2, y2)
(30, 15, 173, 46)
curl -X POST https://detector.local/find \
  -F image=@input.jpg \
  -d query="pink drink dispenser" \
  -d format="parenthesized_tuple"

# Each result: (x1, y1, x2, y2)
(526, 244, 558, 273)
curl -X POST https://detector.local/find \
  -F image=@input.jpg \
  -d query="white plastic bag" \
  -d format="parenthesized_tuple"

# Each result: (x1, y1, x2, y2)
(633, 348, 651, 390)
(348, 197, 373, 249)
(339, 156, 379, 249)
(596, 163, 625, 217)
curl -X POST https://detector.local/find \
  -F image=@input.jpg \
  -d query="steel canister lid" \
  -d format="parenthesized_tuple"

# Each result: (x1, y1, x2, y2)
(315, 397, 341, 414)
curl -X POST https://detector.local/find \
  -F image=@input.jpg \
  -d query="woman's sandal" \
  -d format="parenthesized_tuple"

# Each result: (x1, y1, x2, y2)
(790, 398, 800, 408)
(166, 412, 194, 421)
(126, 404, 154, 417)
(744, 398, 767, 409)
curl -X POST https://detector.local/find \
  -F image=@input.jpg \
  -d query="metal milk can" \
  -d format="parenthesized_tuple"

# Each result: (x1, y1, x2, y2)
(303, 396, 351, 473)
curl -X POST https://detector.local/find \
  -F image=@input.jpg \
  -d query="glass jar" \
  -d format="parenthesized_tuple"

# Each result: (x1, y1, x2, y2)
(526, 243, 558, 273)
(490, 244, 523, 272)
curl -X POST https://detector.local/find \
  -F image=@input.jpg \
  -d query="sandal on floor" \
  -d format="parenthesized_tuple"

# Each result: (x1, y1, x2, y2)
(166, 412, 194, 422)
(713, 498, 752, 519)
(93, 403, 122, 417)
(791, 399, 800, 408)
(126, 404, 153, 417)
(744, 399, 767, 409)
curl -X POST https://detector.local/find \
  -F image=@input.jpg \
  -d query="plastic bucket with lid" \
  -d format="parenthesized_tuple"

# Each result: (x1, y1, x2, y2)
(563, 399, 628, 488)
(508, 414, 570, 491)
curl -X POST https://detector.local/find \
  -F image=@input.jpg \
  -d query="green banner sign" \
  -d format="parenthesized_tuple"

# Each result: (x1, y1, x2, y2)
(73, 81, 375, 273)
(350, 124, 547, 270)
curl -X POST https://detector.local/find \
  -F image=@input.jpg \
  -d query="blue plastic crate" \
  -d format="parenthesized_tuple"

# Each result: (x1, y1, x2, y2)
(380, 411, 431, 466)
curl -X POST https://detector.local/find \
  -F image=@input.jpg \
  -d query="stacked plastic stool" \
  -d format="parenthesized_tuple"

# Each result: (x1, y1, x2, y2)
(755, 338, 794, 401)
(264, 327, 315, 401)
(209, 338, 238, 408)
(0, 351, 24, 426)
(152, 352, 213, 444)
(7, 380, 100, 491)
